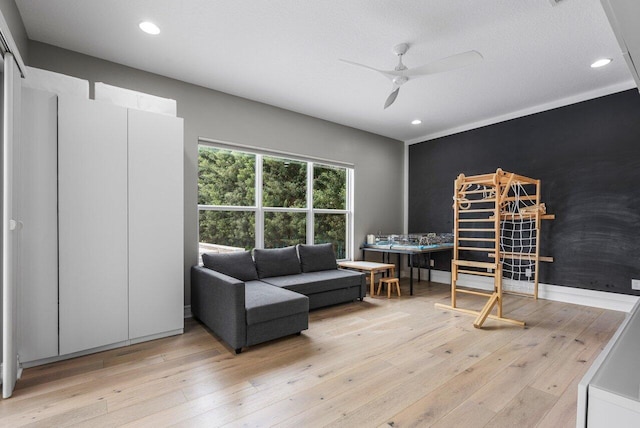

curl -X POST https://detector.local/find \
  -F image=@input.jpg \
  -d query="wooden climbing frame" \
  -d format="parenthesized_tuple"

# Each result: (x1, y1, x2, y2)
(435, 168, 554, 328)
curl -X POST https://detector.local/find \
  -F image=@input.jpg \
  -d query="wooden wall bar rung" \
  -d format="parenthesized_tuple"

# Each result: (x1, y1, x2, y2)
(458, 237, 496, 242)
(453, 260, 497, 269)
(458, 228, 495, 232)
(489, 253, 554, 263)
(460, 188, 496, 195)
(460, 198, 496, 204)
(459, 208, 495, 213)
(459, 173, 496, 182)
(501, 195, 537, 202)
(458, 269, 496, 277)
(498, 173, 539, 185)
(458, 246, 495, 252)
(459, 180, 495, 187)
(458, 218, 496, 223)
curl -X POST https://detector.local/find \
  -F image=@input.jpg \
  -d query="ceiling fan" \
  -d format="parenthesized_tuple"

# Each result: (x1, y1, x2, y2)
(340, 43, 483, 109)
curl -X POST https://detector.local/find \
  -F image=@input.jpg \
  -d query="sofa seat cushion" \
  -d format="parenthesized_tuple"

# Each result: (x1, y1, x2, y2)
(260, 269, 363, 295)
(244, 281, 309, 326)
(253, 246, 301, 279)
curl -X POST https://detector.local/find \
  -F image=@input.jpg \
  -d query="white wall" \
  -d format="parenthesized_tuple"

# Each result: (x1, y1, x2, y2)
(27, 41, 405, 304)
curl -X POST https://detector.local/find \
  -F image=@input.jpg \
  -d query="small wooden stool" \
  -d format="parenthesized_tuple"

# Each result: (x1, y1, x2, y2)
(376, 277, 401, 298)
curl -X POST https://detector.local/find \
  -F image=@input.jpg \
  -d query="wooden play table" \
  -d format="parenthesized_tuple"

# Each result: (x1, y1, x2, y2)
(337, 261, 396, 298)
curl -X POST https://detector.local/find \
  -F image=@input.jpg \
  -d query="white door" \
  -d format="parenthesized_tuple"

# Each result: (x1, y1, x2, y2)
(128, 109, 184, 340)
(58, 95, 128, 355)
(16, 88, 58, 363)
(2, 52, 21, 399)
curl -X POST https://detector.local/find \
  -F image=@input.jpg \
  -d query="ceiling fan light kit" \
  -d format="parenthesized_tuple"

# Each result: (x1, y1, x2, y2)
(340, 43, 483, 109)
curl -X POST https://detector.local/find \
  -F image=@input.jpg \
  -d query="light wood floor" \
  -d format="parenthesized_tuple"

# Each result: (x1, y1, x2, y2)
(0, 280, 625, 427)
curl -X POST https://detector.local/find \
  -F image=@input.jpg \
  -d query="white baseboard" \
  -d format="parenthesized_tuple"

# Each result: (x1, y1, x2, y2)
(420, 269, 639, 313)
(20, 328, 185, 369)
(184, 305, 192, 318)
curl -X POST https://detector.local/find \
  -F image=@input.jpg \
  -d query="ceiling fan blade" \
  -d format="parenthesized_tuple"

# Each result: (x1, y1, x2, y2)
(339, 59, 395, 79)
(407, 50, 483, 77)
(384, 87, 400, 109)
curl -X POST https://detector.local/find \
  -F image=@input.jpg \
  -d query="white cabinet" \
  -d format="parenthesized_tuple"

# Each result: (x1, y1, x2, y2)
(16, 91, 184, 364)
(16, 88, 59, 362)
(128, 109, 184, 340)
(58, 96, 129, 355)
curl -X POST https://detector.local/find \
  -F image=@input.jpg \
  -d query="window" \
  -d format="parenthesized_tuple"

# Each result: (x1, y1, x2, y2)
(198, 147, 257, 254)
(313, 165, 347, 258)
(198, 144, 352, 260)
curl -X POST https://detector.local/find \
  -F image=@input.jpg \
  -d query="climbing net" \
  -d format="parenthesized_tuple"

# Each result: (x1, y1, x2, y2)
(499, 182, 539, 282)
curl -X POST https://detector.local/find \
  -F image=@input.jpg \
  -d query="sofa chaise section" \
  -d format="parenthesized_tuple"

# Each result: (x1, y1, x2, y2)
(191, 250, 309, 353)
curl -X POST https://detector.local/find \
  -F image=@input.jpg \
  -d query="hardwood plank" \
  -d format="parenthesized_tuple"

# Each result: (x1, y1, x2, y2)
(484, 386, 557, 428)
(536, 373, 584, 428)
(81, 390, 187, 427)
(122, 382, 255, 427)
(19, 401, 107, 428)
(430, 400, 496, 428)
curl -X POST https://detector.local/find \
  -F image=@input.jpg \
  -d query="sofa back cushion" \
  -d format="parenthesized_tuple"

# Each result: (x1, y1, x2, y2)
(253, 246, 301, 278)
(201, 251, 258, 282)
(297, 243, 338, 273)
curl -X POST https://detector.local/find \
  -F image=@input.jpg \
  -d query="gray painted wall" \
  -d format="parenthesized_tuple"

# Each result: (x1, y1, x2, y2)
(0, 0, 28, 61)
(27, 41, 405, 304)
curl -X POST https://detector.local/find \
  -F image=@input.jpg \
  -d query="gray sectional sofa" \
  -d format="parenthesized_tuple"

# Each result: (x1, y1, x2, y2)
(191, 243, 366, 353)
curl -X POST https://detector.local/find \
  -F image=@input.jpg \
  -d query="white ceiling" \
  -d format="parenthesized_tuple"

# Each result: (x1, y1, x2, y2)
(16, 0, 637, 143)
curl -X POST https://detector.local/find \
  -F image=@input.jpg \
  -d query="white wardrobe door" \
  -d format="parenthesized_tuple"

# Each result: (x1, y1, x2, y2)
(58, 96, 128, 355)
(2, 52, 21, 399)
(17, 88, 58, 363)
(128, 109, 184, 339)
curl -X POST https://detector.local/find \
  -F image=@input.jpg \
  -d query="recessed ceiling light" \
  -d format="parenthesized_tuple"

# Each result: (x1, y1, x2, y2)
(411, 119, 422, 125)
(139, 21, 160, 35)
(590, 58, 612, 68)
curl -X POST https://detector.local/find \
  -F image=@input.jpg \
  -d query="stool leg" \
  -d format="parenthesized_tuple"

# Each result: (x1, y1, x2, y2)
(388, 281, 391, 298)
(396, 281, 401, 297)
(376, 280, 382, 296)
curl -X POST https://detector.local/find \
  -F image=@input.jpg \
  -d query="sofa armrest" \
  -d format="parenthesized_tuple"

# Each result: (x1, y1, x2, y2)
(191, 265, 247, 350)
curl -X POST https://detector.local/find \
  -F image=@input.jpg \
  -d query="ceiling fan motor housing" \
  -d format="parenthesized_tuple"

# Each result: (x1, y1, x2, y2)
(393, 43, 409, 56)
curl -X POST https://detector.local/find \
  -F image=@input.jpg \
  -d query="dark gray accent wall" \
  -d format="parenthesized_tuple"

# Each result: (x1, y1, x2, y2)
(409, 89, 640, 295)
(27, 41, 404, 305)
